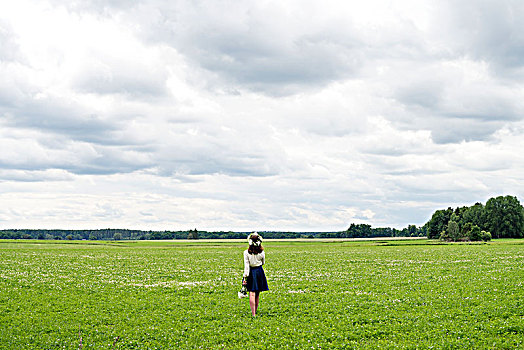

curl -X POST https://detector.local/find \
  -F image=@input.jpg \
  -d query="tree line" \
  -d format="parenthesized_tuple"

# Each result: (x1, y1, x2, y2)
(0, 225, 424, 241)
(314, 223, 425, 239)
(0, 229, 242, 240)
(1, 195, 522, 241)
(426, 195, 524, 241)
(0, 228, 306, 241)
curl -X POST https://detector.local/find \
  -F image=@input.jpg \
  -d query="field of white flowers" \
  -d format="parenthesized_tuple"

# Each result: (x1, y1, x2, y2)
(1, 239, 523, 348)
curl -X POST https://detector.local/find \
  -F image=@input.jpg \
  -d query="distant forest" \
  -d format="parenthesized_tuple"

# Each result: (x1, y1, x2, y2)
(1, 195, 522, 241)
(426, 195, 524, 241)
(0, 225, 424, 241)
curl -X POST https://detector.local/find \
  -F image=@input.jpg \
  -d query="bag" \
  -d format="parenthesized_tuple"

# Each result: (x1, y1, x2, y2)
(238, 277, 248, 299)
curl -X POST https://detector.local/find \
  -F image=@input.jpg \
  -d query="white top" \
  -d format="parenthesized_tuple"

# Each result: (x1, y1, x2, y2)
(243, 249, 265, 277)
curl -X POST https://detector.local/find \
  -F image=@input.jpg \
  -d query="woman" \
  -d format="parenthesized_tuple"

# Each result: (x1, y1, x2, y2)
(243, 232, 269, 316)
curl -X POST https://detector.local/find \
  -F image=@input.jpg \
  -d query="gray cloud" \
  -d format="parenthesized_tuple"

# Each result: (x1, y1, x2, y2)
(73, 57, 168, 97)
(152, 124, 286, 178)
(437, 1, 524, 70)
(185, 33, 362, 95)
(2, 100, 119, 145)
(388, 58, 524, 143)
(395, 80, 444, 110)
(430, 119, 502, 144)
(119, 2, 366, 95)
(64, 146, 153, 175)
(0, 136, 153, 176)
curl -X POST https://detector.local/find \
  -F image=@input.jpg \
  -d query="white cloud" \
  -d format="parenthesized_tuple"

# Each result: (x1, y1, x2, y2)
(1, 0, 524, 230)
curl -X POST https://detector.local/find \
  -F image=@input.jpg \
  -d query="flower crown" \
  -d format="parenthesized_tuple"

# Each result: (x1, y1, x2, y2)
(248, 233, 263, 247)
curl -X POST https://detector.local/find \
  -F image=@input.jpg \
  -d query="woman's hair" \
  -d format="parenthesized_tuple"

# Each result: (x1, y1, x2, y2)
(247, 233, 264, 255)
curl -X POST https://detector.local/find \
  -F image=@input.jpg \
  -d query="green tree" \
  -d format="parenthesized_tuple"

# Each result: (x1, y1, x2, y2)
(461, 202, 487, 230)
(448, 220, 460, 242)
(450, 213, 461, 236)
(428, 208, 453, 239)
(462, 222, 473, 238)
(485, 196, 524, 238)
(187, 229, 199, 240)
(345, 223, 373, 238)
(113, 232, 123, 240)
(440, 230, 450, 241)
(468, 225, 481, 241)
(480, 231, 492, 241)
(407, 225, 417, 237)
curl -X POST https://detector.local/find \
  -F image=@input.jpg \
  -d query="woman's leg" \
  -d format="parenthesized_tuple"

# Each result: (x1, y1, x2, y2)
(249, 292, 257, 316)
(255, 292, 260, 313)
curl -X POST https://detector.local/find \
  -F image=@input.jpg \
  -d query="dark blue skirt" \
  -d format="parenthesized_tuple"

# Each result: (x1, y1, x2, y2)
(246, 265, 269, 292)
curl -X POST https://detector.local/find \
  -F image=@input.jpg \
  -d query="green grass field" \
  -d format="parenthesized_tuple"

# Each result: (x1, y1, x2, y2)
(1, 239, 523, 349)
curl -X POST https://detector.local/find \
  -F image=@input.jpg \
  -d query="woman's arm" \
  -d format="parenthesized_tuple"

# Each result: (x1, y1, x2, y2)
(261, 251, 265, 265)
(243, 251, 250, 277)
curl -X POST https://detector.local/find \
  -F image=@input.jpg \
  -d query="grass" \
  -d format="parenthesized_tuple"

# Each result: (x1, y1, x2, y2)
(1, 239, 523, 349)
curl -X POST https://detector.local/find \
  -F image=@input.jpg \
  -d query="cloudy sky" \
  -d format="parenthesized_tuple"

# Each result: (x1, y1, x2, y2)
(1, 0, 524, 231)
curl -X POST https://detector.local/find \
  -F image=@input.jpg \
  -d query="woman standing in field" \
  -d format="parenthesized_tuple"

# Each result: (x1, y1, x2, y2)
(243, 232, 269, 317)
